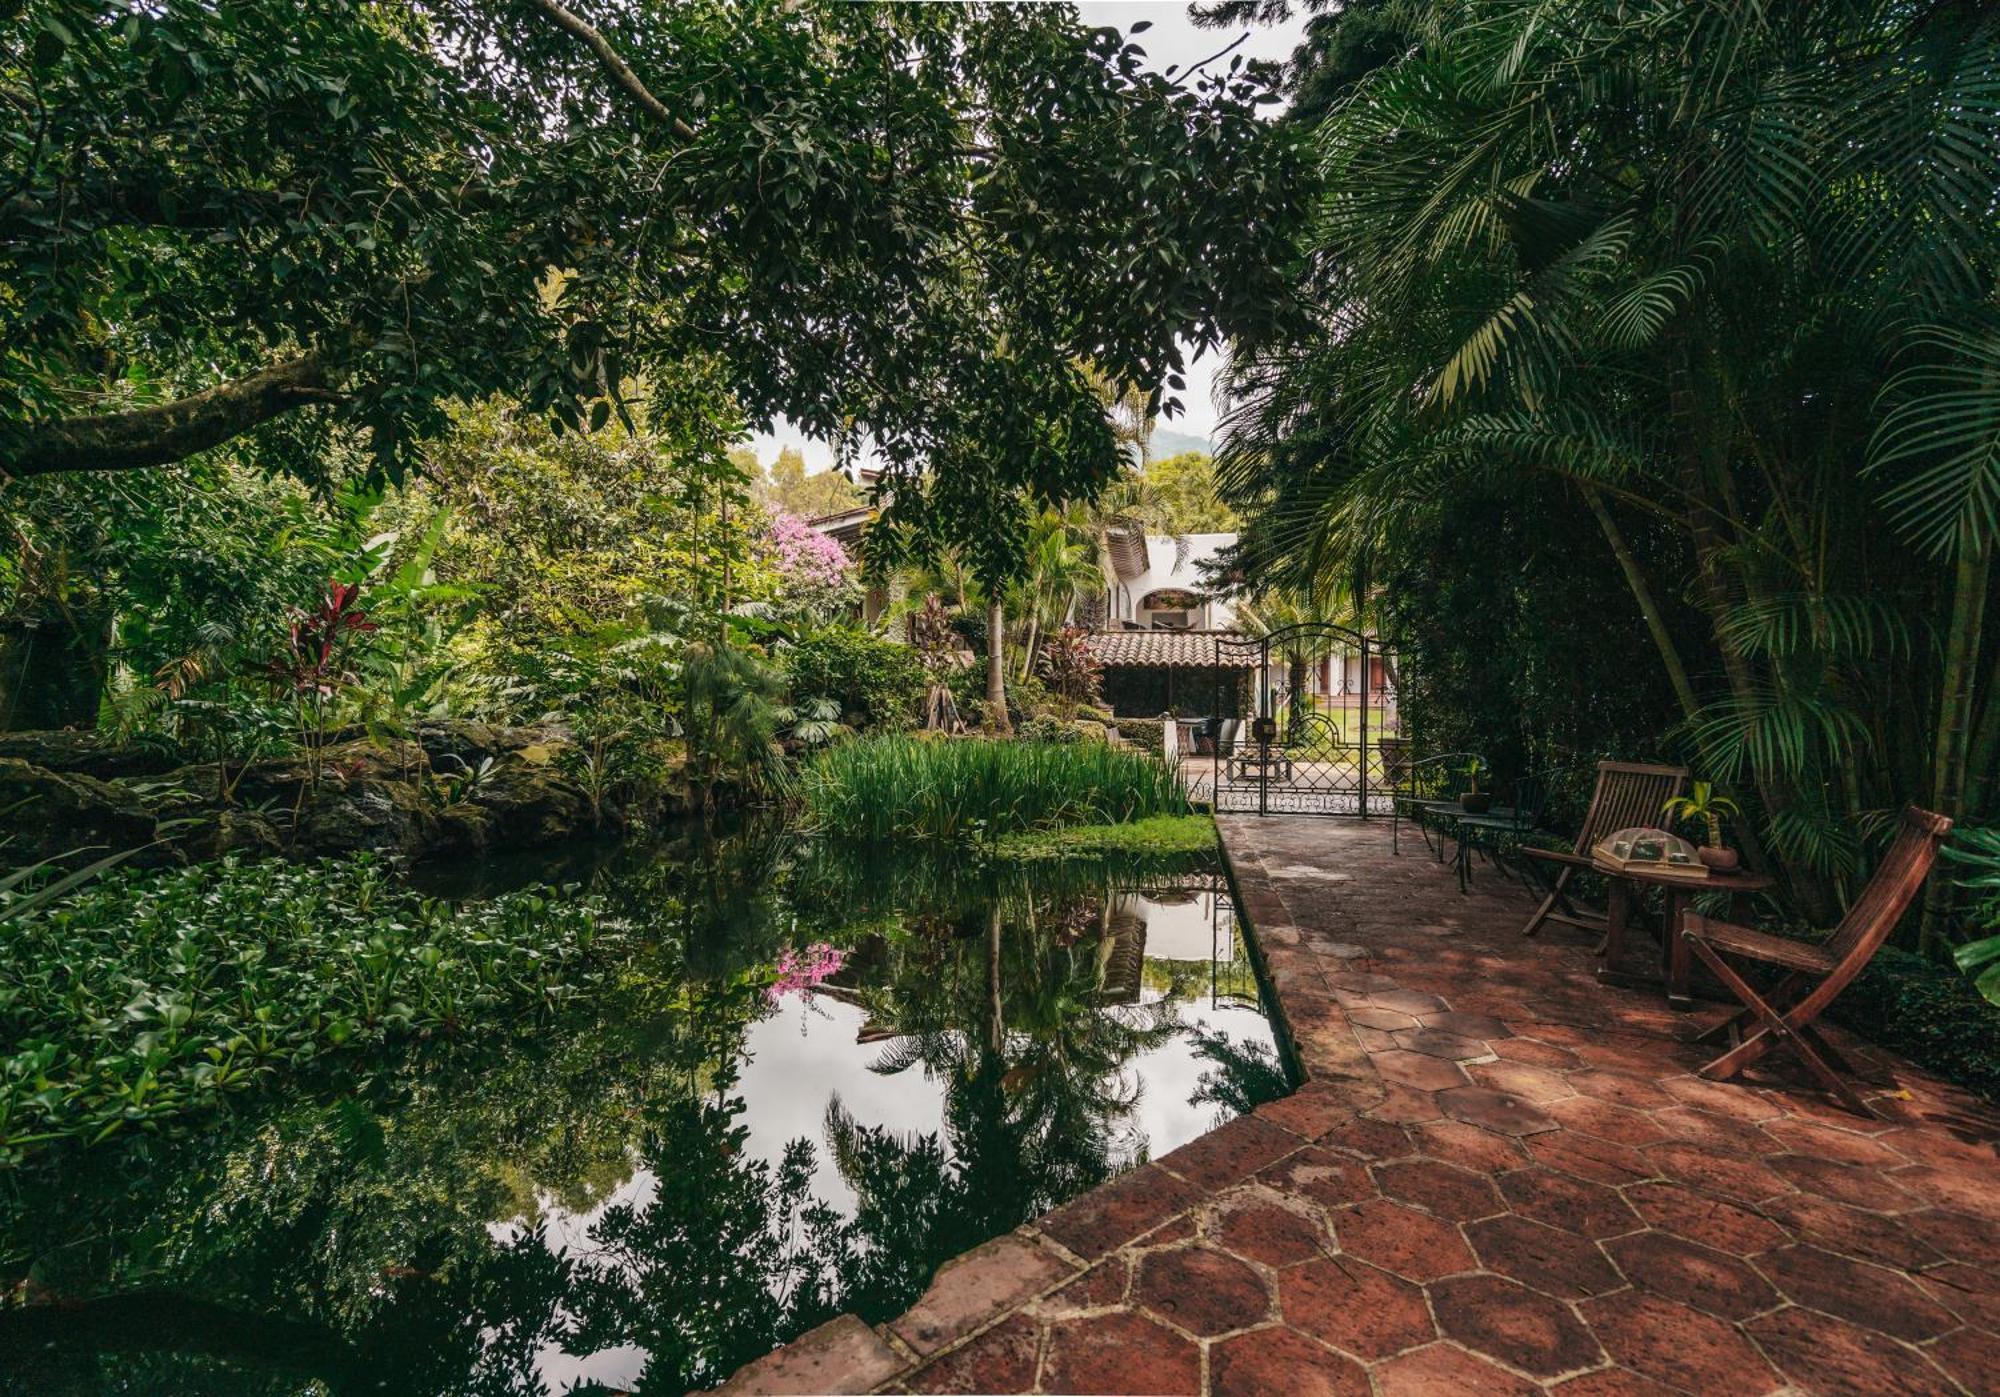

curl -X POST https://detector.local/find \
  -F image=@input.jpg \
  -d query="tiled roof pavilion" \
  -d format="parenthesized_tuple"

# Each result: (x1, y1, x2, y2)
(1084, 629, 1260, 669)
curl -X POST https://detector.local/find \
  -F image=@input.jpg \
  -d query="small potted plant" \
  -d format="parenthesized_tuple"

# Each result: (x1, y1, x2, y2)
(1662, 781, 1742, 872)
(1458, 756, 1493, 814)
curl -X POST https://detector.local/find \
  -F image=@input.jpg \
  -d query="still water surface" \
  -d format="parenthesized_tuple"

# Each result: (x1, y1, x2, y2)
(1, 826, 1285, 1395)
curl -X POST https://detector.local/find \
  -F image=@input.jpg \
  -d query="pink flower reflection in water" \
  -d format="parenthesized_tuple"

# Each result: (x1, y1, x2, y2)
(766, 942, 848, 1003)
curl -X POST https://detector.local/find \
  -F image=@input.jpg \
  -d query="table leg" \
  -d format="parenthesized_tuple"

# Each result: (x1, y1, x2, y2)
(1596, 879, 1630, 983)
(1666, 888, 1693, 1010)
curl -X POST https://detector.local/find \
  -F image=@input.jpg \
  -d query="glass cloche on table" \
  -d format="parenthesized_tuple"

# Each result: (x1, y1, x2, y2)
(1591, 826, 1708, 879)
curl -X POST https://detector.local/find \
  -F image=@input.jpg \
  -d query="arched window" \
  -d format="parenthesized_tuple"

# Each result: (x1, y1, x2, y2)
(1138, 589, 1202, 628)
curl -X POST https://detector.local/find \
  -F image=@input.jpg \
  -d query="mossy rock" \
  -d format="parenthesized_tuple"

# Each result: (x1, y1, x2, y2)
(0, 756, 159, 860)
(0, 730, 185, 780)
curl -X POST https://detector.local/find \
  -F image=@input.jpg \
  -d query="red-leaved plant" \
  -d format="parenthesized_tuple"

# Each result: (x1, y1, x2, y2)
(1038, 624, 1103, 713)
(266, 582, 379, 793)
(267, 582, 378, 698)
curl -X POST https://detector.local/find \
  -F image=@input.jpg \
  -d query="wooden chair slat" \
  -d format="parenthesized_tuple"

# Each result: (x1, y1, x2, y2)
(1522, 760, 1689, 938)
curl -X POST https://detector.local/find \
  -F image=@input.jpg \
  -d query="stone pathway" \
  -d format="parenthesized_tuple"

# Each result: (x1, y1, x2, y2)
(715, 817, 2000, 1395)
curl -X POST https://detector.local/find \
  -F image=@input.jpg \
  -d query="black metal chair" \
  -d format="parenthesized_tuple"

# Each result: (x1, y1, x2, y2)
(1450, 773, 1551, 893)
(1389, 751, 1482, 857)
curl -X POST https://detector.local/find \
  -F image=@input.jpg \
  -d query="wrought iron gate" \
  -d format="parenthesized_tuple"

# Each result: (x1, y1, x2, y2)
(1203, 623, 1401, 817)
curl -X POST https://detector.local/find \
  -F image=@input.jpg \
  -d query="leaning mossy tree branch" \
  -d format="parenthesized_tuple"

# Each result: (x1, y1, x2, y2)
(1, 351, 347, 478)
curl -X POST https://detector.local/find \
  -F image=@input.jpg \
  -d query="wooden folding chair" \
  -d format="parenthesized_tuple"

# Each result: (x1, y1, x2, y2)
(1679, 805, 1951, 1118)
(1520, 760, 1689, 938)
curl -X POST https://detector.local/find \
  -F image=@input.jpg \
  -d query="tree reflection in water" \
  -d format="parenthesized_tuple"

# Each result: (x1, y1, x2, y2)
(0, 824, 1285, 1395)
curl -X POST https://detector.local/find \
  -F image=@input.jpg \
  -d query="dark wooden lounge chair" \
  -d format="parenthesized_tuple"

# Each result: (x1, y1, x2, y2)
(1680, 805, 1951, 1118)
(1519, 760, 1689, 938)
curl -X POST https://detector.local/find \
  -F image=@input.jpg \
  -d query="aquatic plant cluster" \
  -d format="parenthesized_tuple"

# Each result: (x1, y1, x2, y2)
(800, 735, 1192, 843)
(0, 855, 615, 1161)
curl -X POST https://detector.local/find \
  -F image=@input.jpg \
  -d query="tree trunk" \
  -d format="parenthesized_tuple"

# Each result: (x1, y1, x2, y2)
(1963, 620, 2000, 819)
(986, 597, 1011, 733)
(1580, 484, 1701, 721)
(1670, 359, 1806, 911)
(0, 610, 111, 730)
(986, 903, 1005, 1060)
(1920, 533, 1991, 953)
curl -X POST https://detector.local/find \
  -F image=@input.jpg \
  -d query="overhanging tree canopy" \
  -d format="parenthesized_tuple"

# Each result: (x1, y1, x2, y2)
(1, 0, 1309, 581)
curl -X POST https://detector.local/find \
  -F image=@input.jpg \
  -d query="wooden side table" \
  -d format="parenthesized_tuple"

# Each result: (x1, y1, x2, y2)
(1593, 862, 1774, 1010)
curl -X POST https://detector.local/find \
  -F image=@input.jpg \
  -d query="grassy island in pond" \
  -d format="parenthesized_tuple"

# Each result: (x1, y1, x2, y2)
(800, 735, 1191, 844)
(992, 814, 1217, 863)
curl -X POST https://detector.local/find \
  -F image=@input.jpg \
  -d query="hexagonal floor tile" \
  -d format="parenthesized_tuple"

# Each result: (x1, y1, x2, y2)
(1374, 1157, 1507, 1221)
(1133, 1245, 1273, 1337)
(1578, 1290, 1781, 1393)
(1642, 1142, 1790, 1205)
(1209, 1326, 1369, 1397)
(1259, 1145, 1379, 1210)
(1465, 1213, 1625, 1299)
(1498, 1166, 1642, 1238)
(1755, 1244, 1959, 1343)
(1210, 1188, 1334, 1269)
(1280, 1255, 1435, 1359)
(1621, 1181, 1787, 1256)
(1603, 1231, 1779, 1319)
(1040, 1311, 1200, 1395)
(1437, 1085, 1559, 1136)
(1745, 1306, 1960, 1396)
(1428, 1273, 1605, 1379)
(1767, 1152, 1920, 1212)
(1371, 1341, 1540, 1396)
(1374, 1048, 1475, 1092)
(1332, 1198, 1476, 1282)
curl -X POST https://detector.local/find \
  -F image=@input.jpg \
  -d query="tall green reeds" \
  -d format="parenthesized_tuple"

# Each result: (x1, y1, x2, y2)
(800, 735, 1190, 843)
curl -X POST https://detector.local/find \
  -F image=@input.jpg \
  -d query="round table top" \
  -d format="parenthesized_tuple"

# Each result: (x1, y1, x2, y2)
(1589, 859, 1775, 891)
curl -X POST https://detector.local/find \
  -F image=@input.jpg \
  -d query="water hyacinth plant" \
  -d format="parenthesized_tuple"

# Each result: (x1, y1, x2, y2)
(0, 855, 618, 1160)
(799, 735, 1190, 843)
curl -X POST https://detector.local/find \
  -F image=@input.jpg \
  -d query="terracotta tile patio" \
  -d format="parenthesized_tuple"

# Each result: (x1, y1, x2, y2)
(713, 817, 2000, 1395)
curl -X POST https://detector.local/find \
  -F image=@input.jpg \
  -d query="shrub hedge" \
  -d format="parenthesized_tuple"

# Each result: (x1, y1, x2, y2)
(1829, 945, 2000, 1103)
(781, 628, 926, 730)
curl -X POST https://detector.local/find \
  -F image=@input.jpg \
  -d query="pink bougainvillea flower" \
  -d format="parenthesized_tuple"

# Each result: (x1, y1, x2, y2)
(766, 942, 848, 1002)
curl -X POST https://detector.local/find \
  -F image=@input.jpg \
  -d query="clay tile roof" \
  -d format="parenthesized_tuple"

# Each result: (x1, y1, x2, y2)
(1084, 630, 1260, 669)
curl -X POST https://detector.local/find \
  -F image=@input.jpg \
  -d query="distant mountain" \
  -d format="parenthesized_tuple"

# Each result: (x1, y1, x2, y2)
(1147, 426, 1213, 459)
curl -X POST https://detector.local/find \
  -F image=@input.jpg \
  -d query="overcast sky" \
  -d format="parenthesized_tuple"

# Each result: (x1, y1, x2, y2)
(748, 1, 1308, 473)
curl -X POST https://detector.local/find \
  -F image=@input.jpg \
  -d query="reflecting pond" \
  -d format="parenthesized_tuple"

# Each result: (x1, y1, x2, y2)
(0, 825, 1287, 1395)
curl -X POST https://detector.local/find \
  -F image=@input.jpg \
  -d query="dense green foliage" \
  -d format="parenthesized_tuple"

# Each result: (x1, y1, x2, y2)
(801, 736, 1190, 843)
(1217, 0, 2000, 947)
(749, 445, 863, 521)
(1128, 450, 1240, 534)
(3, 0, 1307, 583)
(0, 855, 615, 1159)
(780, 628, 927, 732)
(1830, 946, 2000, 1103)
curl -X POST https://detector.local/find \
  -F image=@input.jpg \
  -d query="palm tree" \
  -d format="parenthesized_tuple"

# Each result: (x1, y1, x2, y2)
(1215, 0, 2000, 933)
(1013, 509, 1105, 682)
